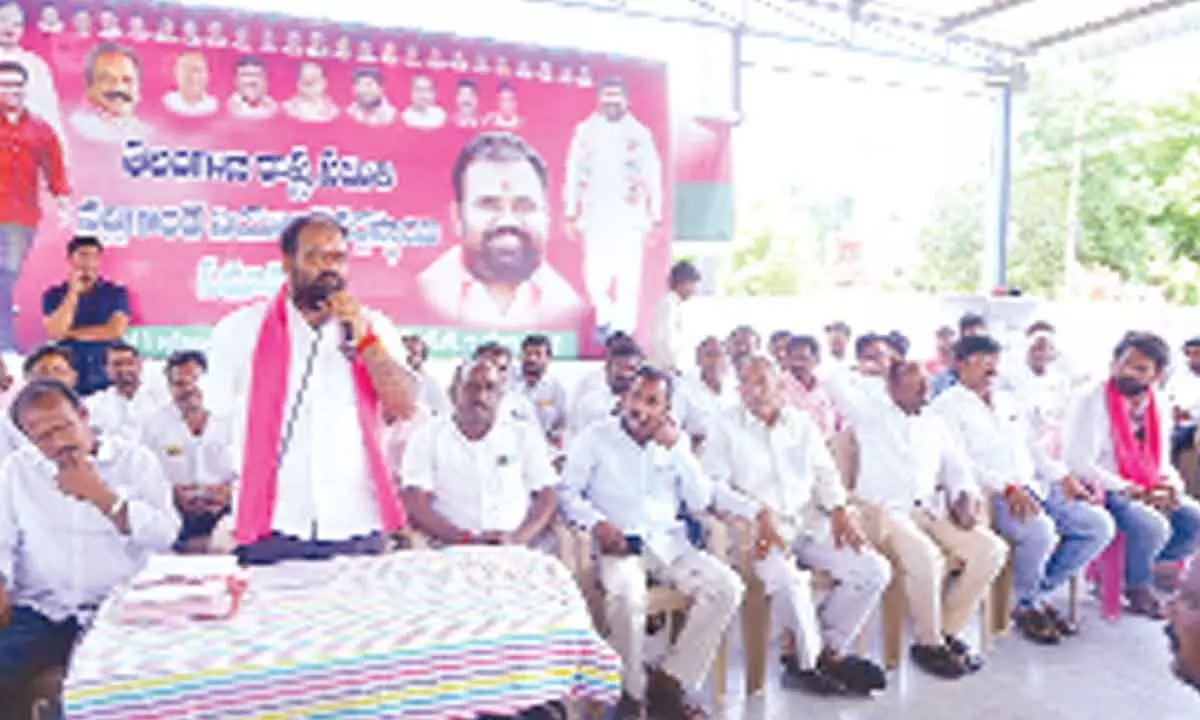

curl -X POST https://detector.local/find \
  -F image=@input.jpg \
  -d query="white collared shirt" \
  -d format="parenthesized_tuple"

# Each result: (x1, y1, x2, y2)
(141, 405, 237, 487)
(401, 415, 555, 534)
(0, 416, 29, 463)
(930, 384, 1066, 497)
(820, 366, 978, 512)
(413, 368, 451, 416)
(560, 417, 712, 564)
(68, 106, 150, 145)
(1001, 363, 1075, 430)
(206, 299, 408, 541)
(417, 246, 585, 329)
(1062, 380, 1181, 493)
(85, 385, 165, 446)
(674, 373, 738, 443)
(0, 436, 180, 623)
(512, 373, 568, 435)
(162, 91, 218, 117)
(705, 405, 846, 539)
(1166, 368, 1200, 424)
(401, 105, 446, 130)
(649, 292, 687, 373)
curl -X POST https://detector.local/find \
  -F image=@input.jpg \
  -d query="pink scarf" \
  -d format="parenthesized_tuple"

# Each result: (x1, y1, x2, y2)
(234, 287, 406, 545)
(1104, 378, 1161, 491)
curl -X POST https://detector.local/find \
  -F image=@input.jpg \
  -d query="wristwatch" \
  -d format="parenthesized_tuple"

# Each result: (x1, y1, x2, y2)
(107, 495, 128, 519)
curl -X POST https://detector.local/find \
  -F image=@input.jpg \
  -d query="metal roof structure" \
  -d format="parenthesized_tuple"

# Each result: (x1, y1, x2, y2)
(523, 0, 1200, 81)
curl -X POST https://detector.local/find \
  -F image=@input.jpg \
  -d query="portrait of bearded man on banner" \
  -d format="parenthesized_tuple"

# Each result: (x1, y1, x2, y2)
(417, 132, 583, 330)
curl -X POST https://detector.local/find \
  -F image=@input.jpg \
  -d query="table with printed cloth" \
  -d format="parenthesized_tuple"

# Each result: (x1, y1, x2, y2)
(63, 547, 622, 719)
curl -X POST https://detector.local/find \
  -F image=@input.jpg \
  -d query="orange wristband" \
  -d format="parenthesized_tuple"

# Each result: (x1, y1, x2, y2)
(354, 330, 380, 355)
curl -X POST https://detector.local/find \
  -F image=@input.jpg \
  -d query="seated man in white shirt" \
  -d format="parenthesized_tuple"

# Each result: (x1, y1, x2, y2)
(672, 336, 738, 453)
(706, 357, 890, 696)
(473, 342, 539, 425)
(0, 346, 81, 462)
(401, 335, 450, 416)
(85, 342, 162, 445)
(931, 336, 1114, 644)
(513, 334, 569, 449)
(1167, 337, 1200, 464)
(1063, 332, 1200, 617)
(561, 366, 743, 719)
(0, 380, 179, 703)
(822, 359, 1007, 679)
(570, 334, 644, 434)
(401, 359, 557, 547)
(142, 350, 236, 554)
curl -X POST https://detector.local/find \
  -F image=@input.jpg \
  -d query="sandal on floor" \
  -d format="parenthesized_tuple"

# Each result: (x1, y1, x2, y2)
(1013, 607, 1061, 645)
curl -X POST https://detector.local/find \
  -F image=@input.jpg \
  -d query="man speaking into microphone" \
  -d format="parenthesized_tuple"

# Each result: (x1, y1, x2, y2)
(207, 213, 416, 564)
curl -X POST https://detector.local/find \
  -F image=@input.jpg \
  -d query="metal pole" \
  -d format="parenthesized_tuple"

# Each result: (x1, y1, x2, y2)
(984, 78, 1013, 291)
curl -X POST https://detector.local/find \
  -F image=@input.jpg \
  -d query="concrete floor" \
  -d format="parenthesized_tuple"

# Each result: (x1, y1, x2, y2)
(699, 592, 1199, 720)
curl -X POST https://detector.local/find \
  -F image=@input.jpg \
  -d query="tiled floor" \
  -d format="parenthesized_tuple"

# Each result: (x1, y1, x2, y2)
(700, 592, 1199, 719)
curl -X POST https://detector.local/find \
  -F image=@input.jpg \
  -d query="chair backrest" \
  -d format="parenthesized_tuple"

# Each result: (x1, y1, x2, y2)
(828, 428, 859, 492)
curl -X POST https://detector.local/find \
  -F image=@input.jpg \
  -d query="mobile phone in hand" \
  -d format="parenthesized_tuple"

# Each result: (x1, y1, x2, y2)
(624, 535, 644, 555)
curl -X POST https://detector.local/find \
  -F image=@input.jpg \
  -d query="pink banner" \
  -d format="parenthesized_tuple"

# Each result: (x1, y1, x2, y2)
(5, 1, 672, 358)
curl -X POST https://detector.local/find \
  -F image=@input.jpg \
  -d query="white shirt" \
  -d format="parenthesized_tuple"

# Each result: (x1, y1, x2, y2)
(674, 373, 738, 444)
(930, 384, 1067, 497)
(401, 416, 556, 534)
(564, 112, 663, 227)
(1166, 368, 1200, 424)
(511, 373, 568, 435)
(821, 366, 977, 512)
(0, 47, 65, 143)
(0, 416, 29, 463)
(162, 91, 218, 117)
(705, 405, 846, 540)
(1001, 364, 1074, 430)
(413, 368, 451, 417)
(141, 405, 237, 487)
(206, 299, 407, 541)
(85, 385, 165, 446)
(402, 105, 447, 130)
(417, 246, 585, 329)
(649, 292, 687, 372)
(560, 417, 712, 563)
(1062, 381, 1181, 493)
(68, 106, 150, 145)
(0, 437, 180, 623)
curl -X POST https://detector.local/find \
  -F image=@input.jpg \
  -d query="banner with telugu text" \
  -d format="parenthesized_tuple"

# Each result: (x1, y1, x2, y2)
(9, 0, 672, 358)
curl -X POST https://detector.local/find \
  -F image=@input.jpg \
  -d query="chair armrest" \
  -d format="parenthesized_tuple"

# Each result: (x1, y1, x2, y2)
(726, 515, 756, 571)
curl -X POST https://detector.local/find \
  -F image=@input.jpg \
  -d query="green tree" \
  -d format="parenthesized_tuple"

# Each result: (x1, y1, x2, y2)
(719, 192, 826, 296)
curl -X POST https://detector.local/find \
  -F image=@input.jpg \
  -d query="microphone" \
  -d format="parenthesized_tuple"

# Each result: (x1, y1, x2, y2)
(341, 321, 355, 358)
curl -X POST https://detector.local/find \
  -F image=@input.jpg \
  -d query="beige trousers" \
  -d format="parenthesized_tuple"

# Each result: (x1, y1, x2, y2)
(599, 547, 744, 697)
(859, 505, 1008, 646)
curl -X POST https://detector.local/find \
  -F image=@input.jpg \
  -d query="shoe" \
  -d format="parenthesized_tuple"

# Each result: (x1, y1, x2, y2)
(1013, 606, 1061, 645)
(910, 644, 968, 679)
(1042, 604, 1079, 637)
(1126, 587, 1165, 620)
(818, 654, 887, 694)
(780, 666, 849, 696)
(614, 692, 645, 720)
(944, 636, 985, 673)
(646, 668, 689, 719)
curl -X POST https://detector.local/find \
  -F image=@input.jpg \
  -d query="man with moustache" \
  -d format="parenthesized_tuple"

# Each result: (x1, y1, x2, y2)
(931, 336, 1114, 644)
(453, 78, 481, 129)
(418, 132, 583, 328)
(564, 76, 663, 339)
(206, 214, 416, 564)
(401, 335, 450, 416)
(69, 43, 148, 144)
(227, 55, 278, 120)
(400, 74, 445, 130)
(512, 334, 569, 448)
(1063, 332, 1200, 618)
(346, 67, 396, 127)
(85, 342, 165, 445)
(162, 51, 217, 117)
(569, 334, 643, 434)
(142, 350, 235, 553)
(781, 335, 842, 440)
(401, 359, 558, 549)
(561, 366, 743, 719)
(282, 61, 339, 123)
(823, 322, 852, 367)
(0, 380, 178, 709)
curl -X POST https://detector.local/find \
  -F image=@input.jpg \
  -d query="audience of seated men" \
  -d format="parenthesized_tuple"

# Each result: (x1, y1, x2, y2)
(930, 336, 1114, 644)
(141, 350, 235, 554)
(705, 356, 890, 696)
(401, 358, 558, 549)
(0, 380, 179, 711)
(821, 358, 1007, 678)
(561, 366, 744, 720)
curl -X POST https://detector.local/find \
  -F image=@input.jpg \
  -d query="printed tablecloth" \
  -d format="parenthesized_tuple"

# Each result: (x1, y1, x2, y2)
(64, 547, 621, 719)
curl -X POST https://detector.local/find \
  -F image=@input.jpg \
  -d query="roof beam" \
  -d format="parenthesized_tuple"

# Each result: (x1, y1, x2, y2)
(1026, 0, 1200, 51)
(939, 0, 1038, 33)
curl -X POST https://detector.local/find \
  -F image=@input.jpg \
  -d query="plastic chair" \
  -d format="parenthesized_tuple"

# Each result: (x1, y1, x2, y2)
(1087, 533, 1127, 621)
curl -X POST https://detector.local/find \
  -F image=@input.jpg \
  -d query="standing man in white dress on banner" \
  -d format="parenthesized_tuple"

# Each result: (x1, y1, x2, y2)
(564, 76, 663, 343)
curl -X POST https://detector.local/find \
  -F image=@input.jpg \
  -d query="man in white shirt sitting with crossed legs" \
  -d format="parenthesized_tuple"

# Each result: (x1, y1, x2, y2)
(401, 358, 558, 548)
(561, 365, 743, 720)
(706, 356, 890, 696)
